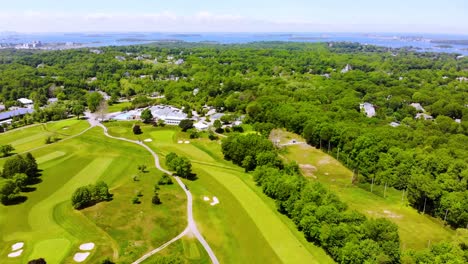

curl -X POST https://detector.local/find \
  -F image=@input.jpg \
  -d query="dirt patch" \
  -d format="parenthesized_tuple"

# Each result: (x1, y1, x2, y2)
(383, 210, 403, 219)
(318, 157, 332, 165)
(367, 210, 403, 219)
(299, 164, 317, 178)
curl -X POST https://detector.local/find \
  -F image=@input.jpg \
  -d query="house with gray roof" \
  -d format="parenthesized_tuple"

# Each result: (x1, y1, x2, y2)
(359, 103, 376, 117)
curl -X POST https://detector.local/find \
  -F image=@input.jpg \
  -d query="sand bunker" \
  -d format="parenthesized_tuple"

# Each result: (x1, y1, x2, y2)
(79, 242, 95, 251)
(177, 140, 183, 144)
(11, 242, 24, 251)
(184, 141, 190, 144)
(210, 197, 219, 206)
(143, 138, 152, 142)
(8, 250, 23, 258)
(74, 252, 90, 262)
(203, 196, 210, 201)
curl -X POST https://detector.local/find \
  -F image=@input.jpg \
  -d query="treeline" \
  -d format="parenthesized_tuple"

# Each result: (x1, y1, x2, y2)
(221, 133, 282, 171)
(254, 166, 400, 263)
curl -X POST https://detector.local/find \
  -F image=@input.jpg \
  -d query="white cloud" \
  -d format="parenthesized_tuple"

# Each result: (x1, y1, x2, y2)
(0, 11, 465, 34)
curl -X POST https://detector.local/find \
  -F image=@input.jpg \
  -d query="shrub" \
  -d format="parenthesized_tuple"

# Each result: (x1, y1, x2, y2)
(152, 194, 161, 205)
(133, 124, 142, 135)
(158, 174, 173, 185)
(208, 133, 218, 141)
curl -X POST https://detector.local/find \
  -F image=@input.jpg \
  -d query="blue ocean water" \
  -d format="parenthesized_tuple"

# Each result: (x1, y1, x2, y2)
(1, 32, 467, 55)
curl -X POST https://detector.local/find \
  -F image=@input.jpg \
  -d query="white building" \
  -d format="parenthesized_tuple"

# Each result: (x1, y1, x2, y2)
(18, 98, 33, 106)
(194, 121, 209, 131)
(150, 105, 188, 125)
(341, 64, 352, 73)
(410, 103, 425, 112)
(416, 113, 433, 120)
(359, 103, 376, 117)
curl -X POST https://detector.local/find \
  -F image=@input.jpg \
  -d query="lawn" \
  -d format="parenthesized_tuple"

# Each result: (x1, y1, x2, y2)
(0, 125, 187, 263)
(0, 118, 89, 155)
(273, 129, 458, 250)
(105, 123, 333, 263)
(107, 101, 132, 113)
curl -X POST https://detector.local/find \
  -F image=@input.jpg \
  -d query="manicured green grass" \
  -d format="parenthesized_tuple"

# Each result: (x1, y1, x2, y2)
(0, 125, 187, 263)
(0, 118, 89, 155)
(106, 123, 333, 263)
(275, 129, 457, 250)
(107, 101, 132, 113)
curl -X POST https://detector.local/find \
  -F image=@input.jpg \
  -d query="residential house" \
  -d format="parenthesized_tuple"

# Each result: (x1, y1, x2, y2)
(359, 103, 376, 117)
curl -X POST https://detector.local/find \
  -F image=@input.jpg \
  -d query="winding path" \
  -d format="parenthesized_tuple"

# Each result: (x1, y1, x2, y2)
(84, 112, 219, 264)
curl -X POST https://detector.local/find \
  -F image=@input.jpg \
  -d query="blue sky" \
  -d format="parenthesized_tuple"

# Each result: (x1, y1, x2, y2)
(1, 0, 467, 33)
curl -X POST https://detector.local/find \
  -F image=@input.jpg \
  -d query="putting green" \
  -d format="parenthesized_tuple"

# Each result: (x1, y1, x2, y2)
(28, 239, 71, 264)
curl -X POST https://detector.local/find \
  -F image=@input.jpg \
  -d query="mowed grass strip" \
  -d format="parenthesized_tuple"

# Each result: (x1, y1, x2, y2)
(188, 166, 282, 264)
(194, 165, 328, 264)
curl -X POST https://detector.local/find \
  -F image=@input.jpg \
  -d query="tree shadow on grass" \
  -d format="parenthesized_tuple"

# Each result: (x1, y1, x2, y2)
(28, 177, 43, 185)
(175, 173, 198, 181)
(22, 186, 37, 193)
(3, 196, 28, 206)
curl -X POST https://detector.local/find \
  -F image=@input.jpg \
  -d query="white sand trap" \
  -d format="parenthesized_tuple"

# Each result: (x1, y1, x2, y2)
(79, 242, 95, 251)
(63, 127, 69, 130)
(11, 242, 24, 251)
(177, 140, 183, 144)
(210, 196, 219, 206)
(203, 196, 210, 201)
(8, 249, 23, 258)
(74, 252, 90, 262)
(143, 138, 152, 142)
(184, 141, 190, 144)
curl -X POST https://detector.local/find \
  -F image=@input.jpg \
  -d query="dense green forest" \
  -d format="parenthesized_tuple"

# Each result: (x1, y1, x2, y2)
(0, 42, 467, 261)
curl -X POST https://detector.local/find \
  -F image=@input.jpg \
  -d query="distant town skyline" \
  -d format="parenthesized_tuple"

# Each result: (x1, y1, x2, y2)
(0, 0, 467, 34)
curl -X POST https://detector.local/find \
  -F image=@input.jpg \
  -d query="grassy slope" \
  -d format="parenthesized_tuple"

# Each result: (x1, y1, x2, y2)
(0, 118, 89, 155)
(274, 129, 457, 250)
(107, 101, 132, 113)
(105, 122, 333, 264)
(0, 122, 186, 263)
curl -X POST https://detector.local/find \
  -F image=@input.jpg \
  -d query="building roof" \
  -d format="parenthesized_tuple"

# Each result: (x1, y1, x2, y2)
(48, 98, 58, 103)
(410, 103, 425, 112)
(194, 121, 209, 130)
(150, 105, 187, 120)
(360, 103, 376, 117)
(0, 108, 33, 121)
(211, 113, 225, 120)
(18, 98, 33, 104)
(415, 113, 433, 120)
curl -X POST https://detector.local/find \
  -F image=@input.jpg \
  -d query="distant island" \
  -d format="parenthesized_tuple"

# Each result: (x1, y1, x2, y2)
(431, 39, 468, 46)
